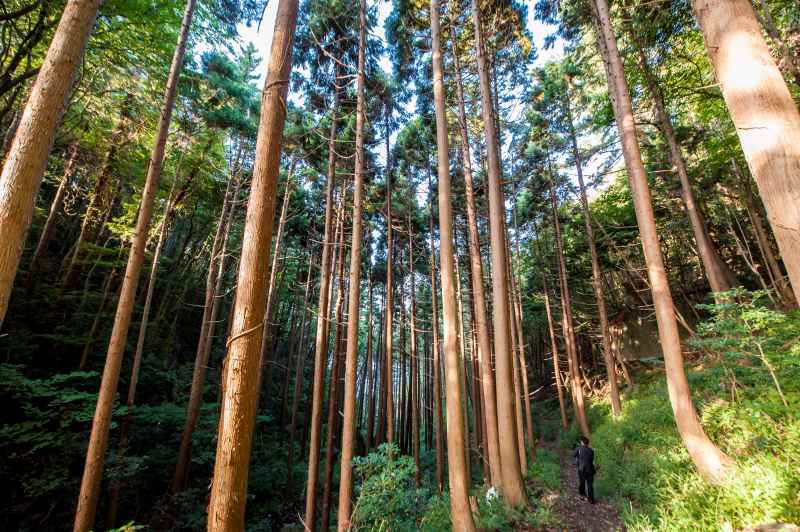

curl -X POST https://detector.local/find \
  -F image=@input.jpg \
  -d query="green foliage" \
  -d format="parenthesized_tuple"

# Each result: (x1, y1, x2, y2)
(350, 443, 429, 531)
(527, 448, 561, 492)
(582, 302, 800, 530)
(473, 486, 554, 531)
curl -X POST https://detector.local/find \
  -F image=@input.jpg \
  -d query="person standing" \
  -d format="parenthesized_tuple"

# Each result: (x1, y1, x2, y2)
(573, 436, 596, 504)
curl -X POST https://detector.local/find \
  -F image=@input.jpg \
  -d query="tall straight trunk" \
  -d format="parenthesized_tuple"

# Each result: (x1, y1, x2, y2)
(79, 268, 117, 370)
(26, 141, 79, 289)
(365, 293, 380, 452)
(692, 0, 800, 303)
(172, 174, 239, 494)
(384, 154, 395, 446)
(563, 95, 622, 416)
(286, 258, 313, 490)
(408, 214, 421, 486)
(470, 0, 525, 506)
(73, 3, 196, 528)
(630, 40, 736, 296)
(509, 253, 534, 455)
(732, 159, 796, 307)
(304, 63, 341, 532)
(320, 219, 346, 532)
(430, 0, 476, 528)
(361, 273, 373, 444)
(336, 10, 366, 522)
(593, 0, 733, 484)
(549, 176, 590, 437)
(428, 177, 444, 493)
(543, 273, 568, 429)
(0, 0, 102, 326)
(258, 165, 295, 400)
(454, 253, 472, 481)
(107, 178, 180, 527)
(206, 0, 299, 527)
(280, 297, 301, 426)
(505, 228, 526, 471)
(62, 99, 132, 288)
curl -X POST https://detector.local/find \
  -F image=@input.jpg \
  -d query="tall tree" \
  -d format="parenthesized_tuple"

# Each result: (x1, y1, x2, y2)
(449, 10, 502, 487)
(206, 0, 299, 527)
(692, 0, 800, 303)
(470, 0, 526, 505)
(430, 0, 476, 529)
(337, 1, 367, 525)
(0, 0, 102, 326)
(73, 2, 197, 529)
(592, 0, 733, 484)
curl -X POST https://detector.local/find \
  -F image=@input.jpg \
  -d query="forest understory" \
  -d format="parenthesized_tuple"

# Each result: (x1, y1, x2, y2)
(1, 0, 799, 531)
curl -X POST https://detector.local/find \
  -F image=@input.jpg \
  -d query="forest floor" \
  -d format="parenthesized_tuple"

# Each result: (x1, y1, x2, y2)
(540, 442, 625, 532)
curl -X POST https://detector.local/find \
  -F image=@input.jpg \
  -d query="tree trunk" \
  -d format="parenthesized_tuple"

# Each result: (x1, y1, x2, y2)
(0, 0, 102, 326)
(470, 0, 526, 506)
(336, 4, 366, 523)
(62, 98, 132, 288)
(408, 213, 421, 487)
(107, 178, 180, 526)
(593, 0, 733, 484)
(257, 164, 296, 401)
(320, 219, 346, 532)
(384, 145, 395, 447)
(563, 95, 622, 416)
(173, 173, 240, 494)
(543, 273, 568, 429)
(427, 176, 444, 494)
(286, 258, 313, 490)
(631, 39, 737, 297)
(693, 0, 800, 303)
(78, 268, 117, 370)
(430, 0, 477, 528)
(731, 159, 797, 307)
(304, 61, 341, 532)
(73, 2, 195, 528)
(549, 175, 591, 437)
(26, 141, 79, 289)
(206, 0, 299, 527)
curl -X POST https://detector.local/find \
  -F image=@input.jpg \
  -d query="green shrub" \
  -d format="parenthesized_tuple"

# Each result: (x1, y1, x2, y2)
(582, 291, 800, 530)
(350, 443, 429, 531)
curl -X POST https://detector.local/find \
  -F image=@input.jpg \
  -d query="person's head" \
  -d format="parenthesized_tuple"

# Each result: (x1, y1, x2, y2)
(580, 436, 590, 446)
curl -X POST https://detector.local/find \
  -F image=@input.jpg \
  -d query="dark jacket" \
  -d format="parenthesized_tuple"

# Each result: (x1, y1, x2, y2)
(573, 445, 595, 475)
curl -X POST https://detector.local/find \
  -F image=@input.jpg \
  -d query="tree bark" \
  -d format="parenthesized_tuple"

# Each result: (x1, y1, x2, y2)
(26, 141, 79, 289)
(206, 0, 299, 527)
(563, 94, 622, 416)
(384, 144, 395, 447)
(430, 0, 477, 527)
(593, 0, 733, 484)
(336, 4, 366, 523)
(73, 2, 195, 528)
(0, 0, 102, 326)
(304, 62, 341, 532)
(107, 178, 180, 527)
(631, 39, 737, 297)
(427, 175, 444, 494)
(449, 30, 502, 486)
(173, 173, 239, 494)
(407, 213, 421, 487)
(286, 257, 313, 490)
(543, 273, 568, 429)
(470, 0, 526, 506)
(257, 163, 296, 401)
(549, 175, 591, 437)
(692, 0, 800, 304)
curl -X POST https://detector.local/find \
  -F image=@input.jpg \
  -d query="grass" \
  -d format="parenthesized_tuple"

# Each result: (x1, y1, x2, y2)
(578, 358, 800, 531)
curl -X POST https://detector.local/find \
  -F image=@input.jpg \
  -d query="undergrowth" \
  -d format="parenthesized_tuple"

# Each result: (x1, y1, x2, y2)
(576, 290, 800, 531)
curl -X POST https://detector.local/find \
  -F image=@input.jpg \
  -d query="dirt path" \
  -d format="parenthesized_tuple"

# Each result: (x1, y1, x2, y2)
(542, 443, 625, 532)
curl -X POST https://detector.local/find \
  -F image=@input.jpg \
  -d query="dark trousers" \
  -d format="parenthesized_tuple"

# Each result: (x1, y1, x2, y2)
(578, 469, 595, 502)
